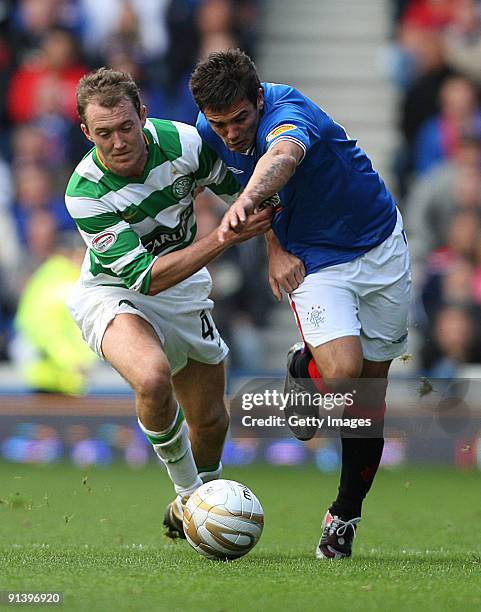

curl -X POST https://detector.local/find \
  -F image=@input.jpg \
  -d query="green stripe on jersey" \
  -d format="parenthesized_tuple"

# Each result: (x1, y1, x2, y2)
(120, 252, 155, 291)
(148, 119, 182, 162)
(66, 166, 104, 199)
(75, 211, 121, 234)
(196, 141, 219, 181)
(132, 181, 191, 221)
(209, 172, 241, 197)
(89, 251, 119, 279)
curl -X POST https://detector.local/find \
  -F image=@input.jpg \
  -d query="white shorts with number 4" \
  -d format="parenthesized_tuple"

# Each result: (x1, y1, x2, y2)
(289, 210, 411, 362)
(67, 267, 228, 375)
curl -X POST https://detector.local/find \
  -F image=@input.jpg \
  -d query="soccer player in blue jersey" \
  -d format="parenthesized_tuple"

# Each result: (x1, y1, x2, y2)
(190, 49, 411, 559)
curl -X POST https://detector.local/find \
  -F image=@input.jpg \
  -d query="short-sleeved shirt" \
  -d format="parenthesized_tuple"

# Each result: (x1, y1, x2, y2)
(196, 82, 397, 274)
(65, 118, 240, 294)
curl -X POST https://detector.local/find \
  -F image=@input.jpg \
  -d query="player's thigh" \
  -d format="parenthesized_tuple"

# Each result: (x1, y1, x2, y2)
(361, 359, 391, 379)
(308, 335, 363, 381)
(173, 359, 227, 428)
(101, 313, 171, 392)
(68, 283, 171, 391)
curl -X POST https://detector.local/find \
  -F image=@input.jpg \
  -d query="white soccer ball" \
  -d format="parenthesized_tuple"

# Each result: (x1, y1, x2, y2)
(183, 479, 264, 560)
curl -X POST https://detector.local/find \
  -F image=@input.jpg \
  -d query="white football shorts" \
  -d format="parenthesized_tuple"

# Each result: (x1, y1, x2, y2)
(289, 210, 411, 362)
(67, 267, 228, 375)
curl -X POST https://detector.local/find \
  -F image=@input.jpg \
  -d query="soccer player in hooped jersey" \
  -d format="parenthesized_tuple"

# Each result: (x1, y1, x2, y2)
(65, 68, 272, 538)
(190, 49, 411, 559)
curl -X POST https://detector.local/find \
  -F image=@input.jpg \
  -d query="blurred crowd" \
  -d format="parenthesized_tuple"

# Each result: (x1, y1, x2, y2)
(389, 0, 481, 376)
(0, 0, 269, 391)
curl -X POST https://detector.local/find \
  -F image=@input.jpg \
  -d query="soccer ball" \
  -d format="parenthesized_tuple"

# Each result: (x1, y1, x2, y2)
(183, 479, 264, 560)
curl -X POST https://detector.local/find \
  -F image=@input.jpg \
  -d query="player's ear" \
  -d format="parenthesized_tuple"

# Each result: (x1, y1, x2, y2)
(140, 104, 147, 125)
(80, 123, 93, 142)
(257, 87, 264, 111)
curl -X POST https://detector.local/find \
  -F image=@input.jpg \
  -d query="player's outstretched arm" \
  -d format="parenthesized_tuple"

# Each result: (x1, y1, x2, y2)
(219, 140, 303, 239)
(265, 230, 305, 301)
(148, 207, 273, 295)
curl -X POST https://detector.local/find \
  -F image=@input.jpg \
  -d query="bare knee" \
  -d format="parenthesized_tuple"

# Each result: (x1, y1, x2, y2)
(309, 336, 363, 382)
(134, 364, 173, 408)
(320, 359, 362, 381)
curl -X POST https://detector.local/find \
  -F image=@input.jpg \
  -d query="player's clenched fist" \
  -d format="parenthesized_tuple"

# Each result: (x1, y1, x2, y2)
(218, 195, 255, 240)
(218, 205, 273, 245)
(267, 244, 306, 301)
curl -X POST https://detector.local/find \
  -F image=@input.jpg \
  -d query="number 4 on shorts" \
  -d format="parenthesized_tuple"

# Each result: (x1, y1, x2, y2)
(199, 310, 215, 341)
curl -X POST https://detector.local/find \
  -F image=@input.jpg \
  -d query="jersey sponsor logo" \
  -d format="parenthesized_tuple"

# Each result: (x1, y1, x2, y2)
(172, 175, 194, 199)
(227, 166, 244, 174)
(142, 205, 192, 255)
(266, 124, 297, 143)
(92, 231, 117, 253)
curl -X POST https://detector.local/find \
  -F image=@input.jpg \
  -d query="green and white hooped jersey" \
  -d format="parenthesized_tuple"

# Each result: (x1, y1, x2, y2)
(65, 118, 240, 294)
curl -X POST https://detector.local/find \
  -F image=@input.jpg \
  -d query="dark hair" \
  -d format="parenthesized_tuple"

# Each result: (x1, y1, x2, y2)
(190, 48, 261, 111)
(76, 67, 141, 124)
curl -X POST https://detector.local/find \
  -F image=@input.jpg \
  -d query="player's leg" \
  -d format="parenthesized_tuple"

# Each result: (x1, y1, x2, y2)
(317, 223, 410, 558)
(173, 358, 228, 482)
(286, 269, 363, 440)
(286, 263, 398, 558)
(286, 334, 370, 560)
(332, 357, 390, 513)
(101, 313, 202, 501)
(298, 342, 391, 560)
(161, 359, 228, 540)
(311, 295, 407, 557)
(286, 275, 366, 557)
(327, 215, 411, 523)
(157, 287, 229, 538)
(316, 357, 391, 558)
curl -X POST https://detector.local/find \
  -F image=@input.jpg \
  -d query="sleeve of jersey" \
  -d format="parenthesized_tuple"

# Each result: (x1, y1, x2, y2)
(194, 140, 241, 204)
(65, 195, 156, 294)
(262, 105, 319, 162)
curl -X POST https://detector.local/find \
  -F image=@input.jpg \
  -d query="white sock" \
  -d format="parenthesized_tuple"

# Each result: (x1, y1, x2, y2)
(198, 462, 223, 483)
(138, 406, 202, 497)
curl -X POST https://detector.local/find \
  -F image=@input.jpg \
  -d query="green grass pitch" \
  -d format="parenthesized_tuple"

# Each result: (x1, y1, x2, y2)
(1, 462, 480, 611)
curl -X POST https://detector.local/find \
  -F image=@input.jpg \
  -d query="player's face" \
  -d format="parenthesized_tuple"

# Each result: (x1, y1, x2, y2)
(204, 90, 264, 153)
(81, 99, 148, 177)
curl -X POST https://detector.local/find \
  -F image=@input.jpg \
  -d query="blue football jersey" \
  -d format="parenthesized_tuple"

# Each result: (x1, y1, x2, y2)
(196, 82, 398, 274)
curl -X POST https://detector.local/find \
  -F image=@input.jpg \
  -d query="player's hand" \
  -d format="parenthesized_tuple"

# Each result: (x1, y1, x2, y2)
(219, 196, 256, 241)
(268, 247, 305, 301)
(220, 207, 273, 245)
